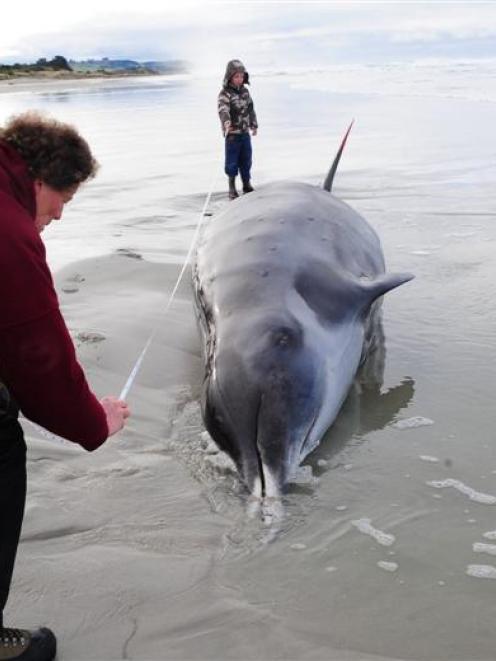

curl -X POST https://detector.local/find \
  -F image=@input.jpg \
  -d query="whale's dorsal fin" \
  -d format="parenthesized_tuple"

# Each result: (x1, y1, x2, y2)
(323, 120, 354, 193)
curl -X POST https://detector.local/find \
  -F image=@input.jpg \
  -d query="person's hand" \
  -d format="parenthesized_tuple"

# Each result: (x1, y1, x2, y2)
(224, 121, 232, 135)
(100, 396, 130, 437)
(251, 127, 258, 136)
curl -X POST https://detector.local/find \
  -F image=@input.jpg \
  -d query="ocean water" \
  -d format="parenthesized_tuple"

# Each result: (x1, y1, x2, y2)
(2, 61, 496, 660)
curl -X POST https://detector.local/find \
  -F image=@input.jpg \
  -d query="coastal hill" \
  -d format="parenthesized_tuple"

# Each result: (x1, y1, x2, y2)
(0, 55, 189, 80)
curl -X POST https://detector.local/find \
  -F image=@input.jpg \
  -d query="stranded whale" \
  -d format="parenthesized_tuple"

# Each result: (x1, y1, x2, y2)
(193, 126, 413, 496)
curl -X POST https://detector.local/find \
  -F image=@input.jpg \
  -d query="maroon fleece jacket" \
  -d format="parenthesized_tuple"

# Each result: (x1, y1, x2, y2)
(0, 140, 108, 450)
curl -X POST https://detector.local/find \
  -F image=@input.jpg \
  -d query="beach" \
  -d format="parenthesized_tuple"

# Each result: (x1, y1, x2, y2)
(2, 63, 496, 659)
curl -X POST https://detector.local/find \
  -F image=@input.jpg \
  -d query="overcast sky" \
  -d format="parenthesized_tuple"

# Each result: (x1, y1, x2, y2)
(2, 1, 496, 72)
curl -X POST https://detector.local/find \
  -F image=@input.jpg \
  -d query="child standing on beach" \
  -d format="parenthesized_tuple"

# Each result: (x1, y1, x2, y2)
(218, 59, 258, 200)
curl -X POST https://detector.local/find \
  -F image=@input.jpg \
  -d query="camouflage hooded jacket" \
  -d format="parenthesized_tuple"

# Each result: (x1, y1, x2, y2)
(218, 59, 258, 136)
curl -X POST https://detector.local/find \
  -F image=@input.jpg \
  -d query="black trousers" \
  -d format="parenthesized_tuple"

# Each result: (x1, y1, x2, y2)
(0, 385, 26, 629)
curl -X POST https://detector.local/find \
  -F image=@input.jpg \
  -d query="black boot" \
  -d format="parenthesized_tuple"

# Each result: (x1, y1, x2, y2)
(228, 177, 238, 200)
(242, 180, 254, 194)
(0, 627, 56, 660)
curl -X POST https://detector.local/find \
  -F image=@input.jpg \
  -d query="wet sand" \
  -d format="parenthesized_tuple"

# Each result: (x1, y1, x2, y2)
(2, 68, 496, 659)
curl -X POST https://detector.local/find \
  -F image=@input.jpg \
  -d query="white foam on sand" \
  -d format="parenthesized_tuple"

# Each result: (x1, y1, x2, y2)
(473, 542, 496, 556)
(427, 479, 496, 504)
(351, 518, 396, 547)
(483, 530, 496, 540)
(391, 416, 434, 430)
(377, 561, 399, 573)
(466, 564, 496, 579)
(290, 464, 316, 485)
(447, 231, 477, 238)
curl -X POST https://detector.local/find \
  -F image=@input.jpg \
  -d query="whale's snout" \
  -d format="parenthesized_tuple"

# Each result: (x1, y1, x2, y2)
(203, 333, 325, 496)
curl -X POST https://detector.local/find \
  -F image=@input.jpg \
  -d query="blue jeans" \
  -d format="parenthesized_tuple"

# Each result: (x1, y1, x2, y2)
(224, 132, 252, 182)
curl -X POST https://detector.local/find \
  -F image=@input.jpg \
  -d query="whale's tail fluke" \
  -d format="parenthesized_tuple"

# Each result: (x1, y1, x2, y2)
(323, 119, 354, 193)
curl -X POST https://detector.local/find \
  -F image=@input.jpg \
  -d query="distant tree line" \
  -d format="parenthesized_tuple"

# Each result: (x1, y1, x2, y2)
(0, 55, 72, 74)
(0, 55, 189, 77)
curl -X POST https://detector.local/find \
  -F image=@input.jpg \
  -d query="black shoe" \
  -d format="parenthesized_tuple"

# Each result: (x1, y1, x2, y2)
(242, 181, 254, 193)
(0, 627, 56, 660)
(228, 177, 239, 200)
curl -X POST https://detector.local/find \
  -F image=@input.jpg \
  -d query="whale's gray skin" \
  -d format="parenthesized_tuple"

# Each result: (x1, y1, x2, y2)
(193, 166, 413, 497)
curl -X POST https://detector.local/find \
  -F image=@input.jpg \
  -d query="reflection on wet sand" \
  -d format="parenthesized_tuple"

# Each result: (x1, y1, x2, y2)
(309, 318, 415, 467)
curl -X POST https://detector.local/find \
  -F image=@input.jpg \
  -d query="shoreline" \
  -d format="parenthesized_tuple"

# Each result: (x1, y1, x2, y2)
(0, 69, 158, 79)
(0, 71, 190, 94)
(0, 70, 184, 84)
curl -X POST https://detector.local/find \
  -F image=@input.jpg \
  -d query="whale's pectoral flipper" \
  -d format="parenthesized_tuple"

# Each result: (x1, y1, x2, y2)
(358, 272, 415, 310)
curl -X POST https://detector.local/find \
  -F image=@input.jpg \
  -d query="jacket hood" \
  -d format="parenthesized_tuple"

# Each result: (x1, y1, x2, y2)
(0, 139, 36, 218)
(223, 59, 250, 87)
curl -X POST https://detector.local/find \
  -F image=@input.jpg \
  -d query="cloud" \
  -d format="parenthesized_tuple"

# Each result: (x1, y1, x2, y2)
(2, 1, 496, 67)
(249, 4, 496, 42)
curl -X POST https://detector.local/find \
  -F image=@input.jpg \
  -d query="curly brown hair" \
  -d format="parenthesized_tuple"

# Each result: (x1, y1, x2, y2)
(0, 111, 99, 191)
